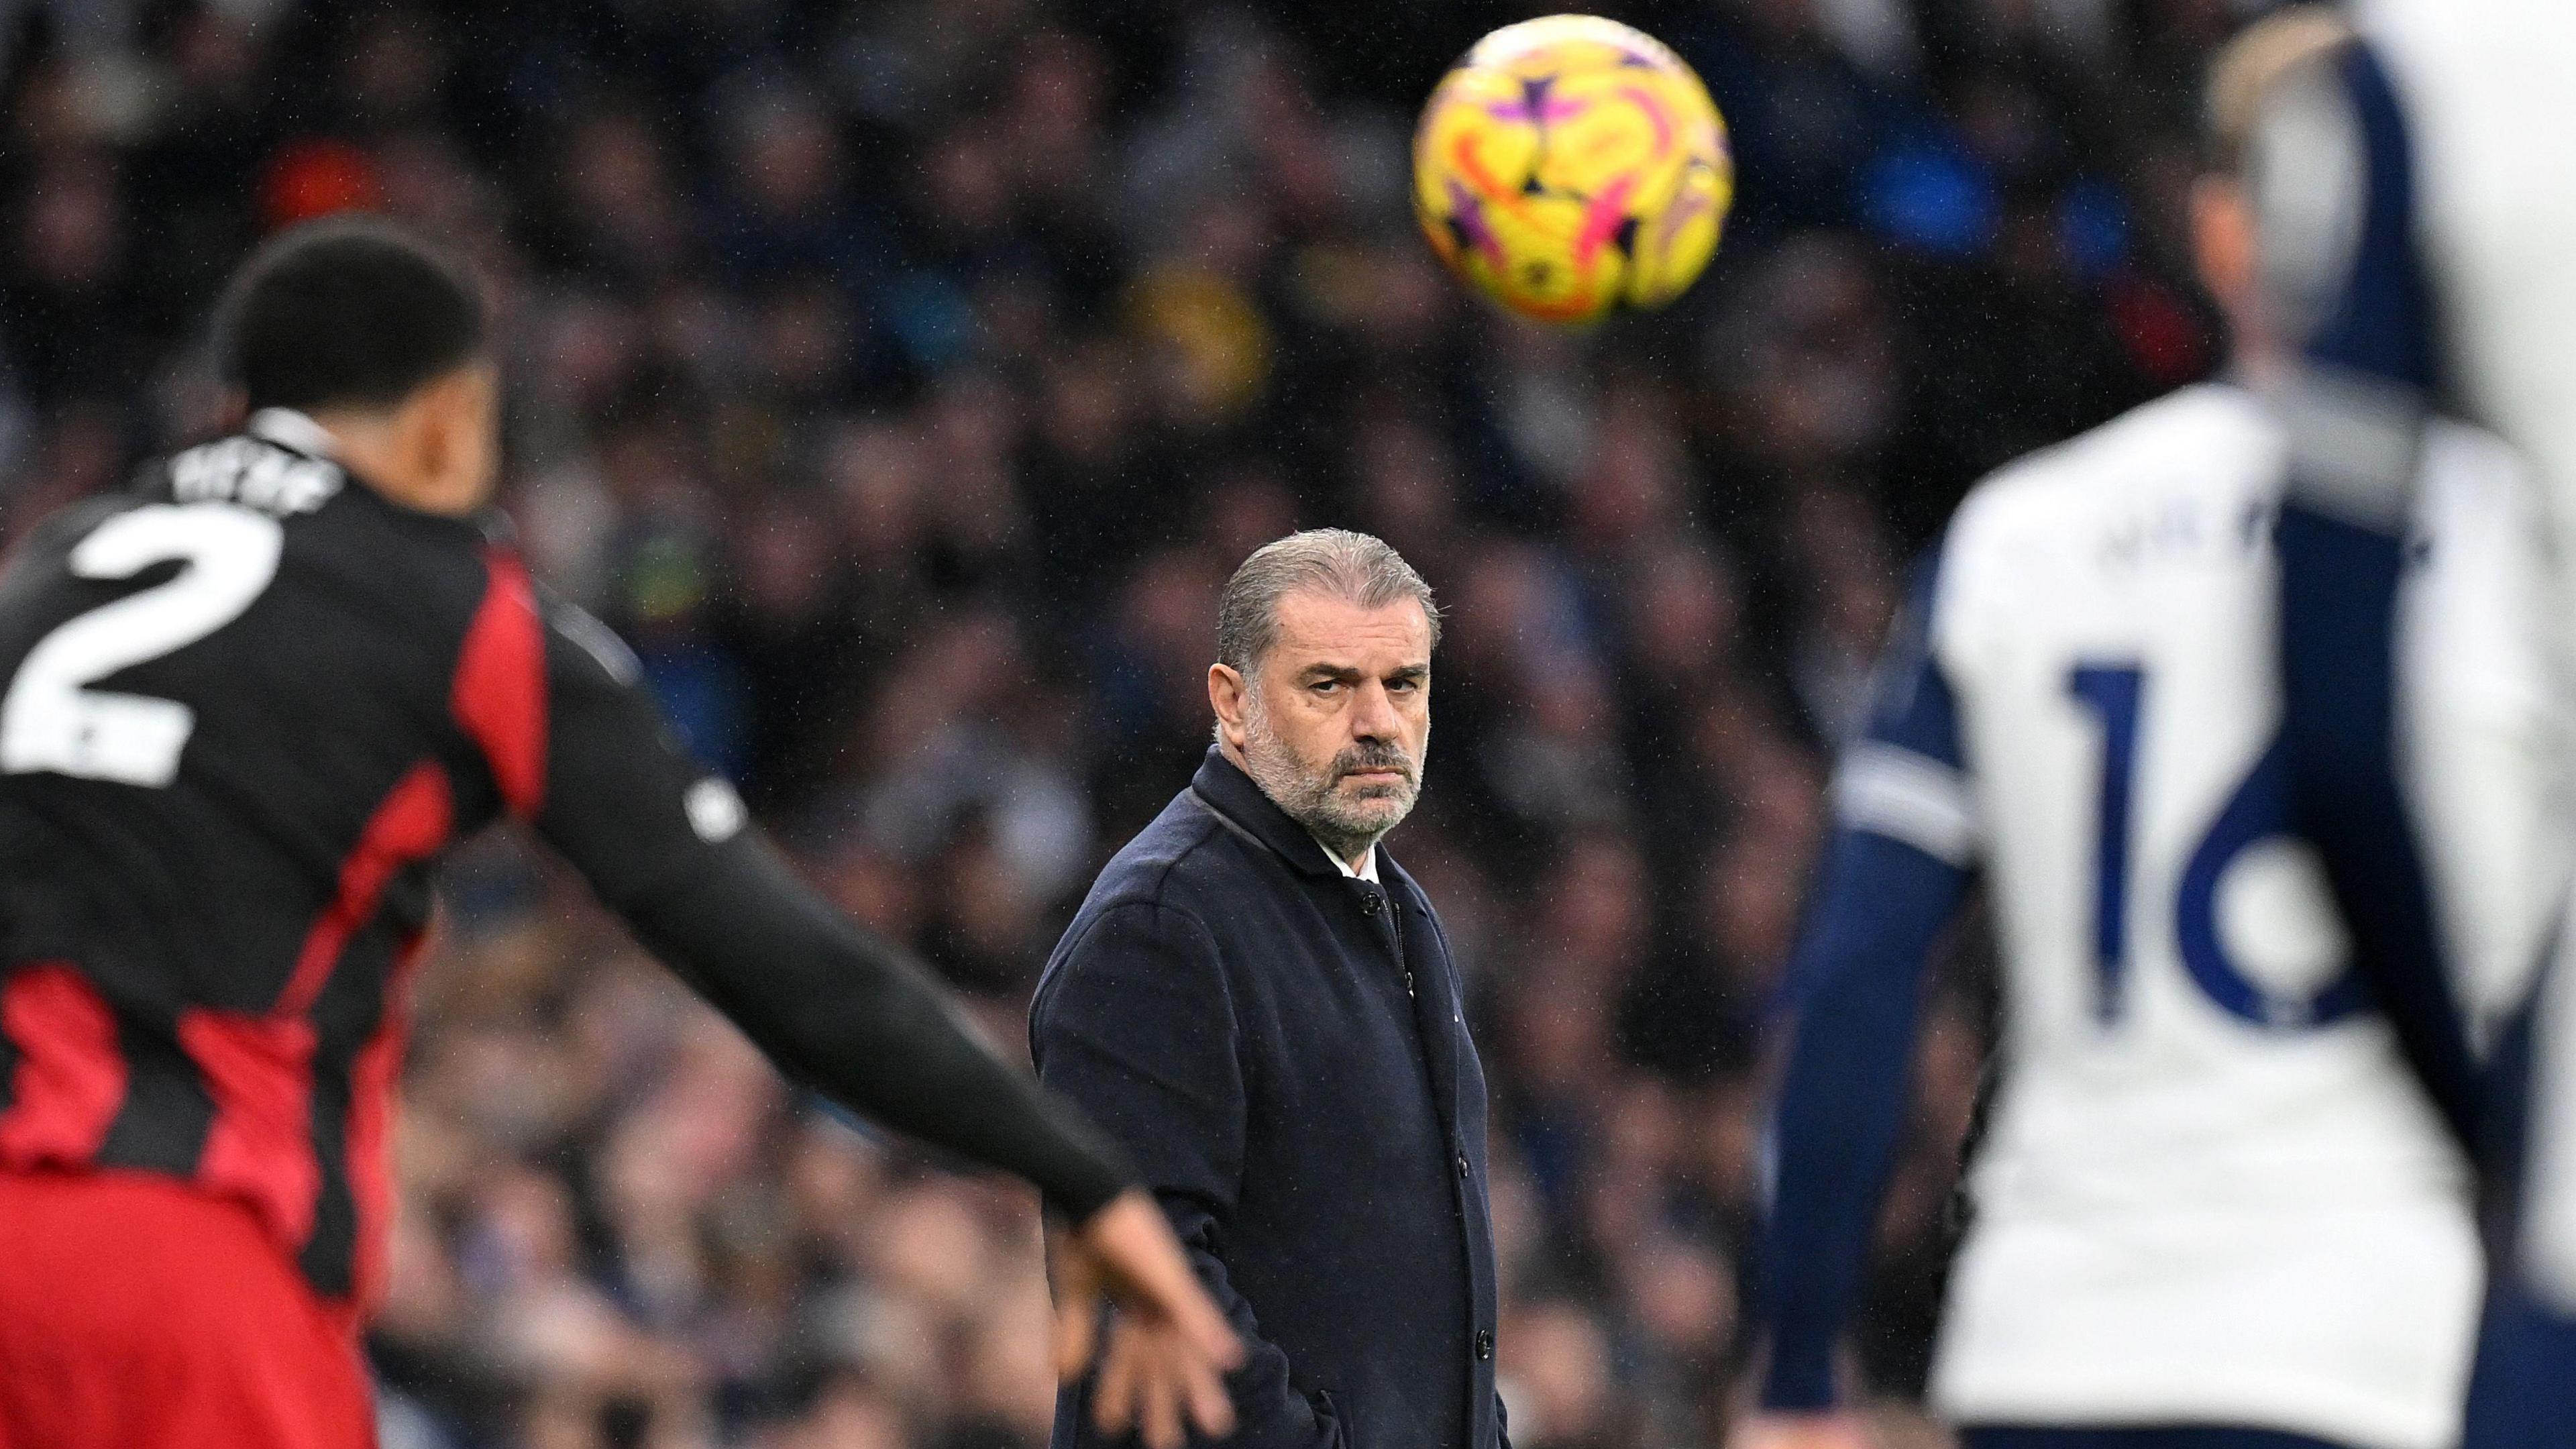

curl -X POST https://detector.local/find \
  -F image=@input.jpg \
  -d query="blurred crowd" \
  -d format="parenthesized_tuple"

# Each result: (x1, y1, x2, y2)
(0, 0, 2251, 1446)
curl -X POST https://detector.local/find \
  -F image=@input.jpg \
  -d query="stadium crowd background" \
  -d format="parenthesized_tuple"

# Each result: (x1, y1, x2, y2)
(0, 0, 2241, 1445)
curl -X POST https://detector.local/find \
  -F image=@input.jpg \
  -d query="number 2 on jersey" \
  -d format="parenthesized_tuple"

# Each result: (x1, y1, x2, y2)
(0, 504, 284, 788)
(2068, 660, 2363, 1032)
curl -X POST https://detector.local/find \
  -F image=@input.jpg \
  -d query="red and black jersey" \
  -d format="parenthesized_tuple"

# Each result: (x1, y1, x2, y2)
(0, 413, 1127, 1309)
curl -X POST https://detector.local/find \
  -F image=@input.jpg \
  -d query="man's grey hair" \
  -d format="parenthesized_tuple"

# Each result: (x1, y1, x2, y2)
(1215, 529, 1442, 676)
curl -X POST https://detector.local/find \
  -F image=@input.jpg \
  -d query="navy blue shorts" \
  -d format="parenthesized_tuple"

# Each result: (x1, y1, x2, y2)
(1961, 1429, 2347, 1449)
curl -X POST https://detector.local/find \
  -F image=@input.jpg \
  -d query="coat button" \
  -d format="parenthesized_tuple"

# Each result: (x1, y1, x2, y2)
(1358, 892, 1381, 916)
(1455, 1150, 1469, 1179)
(1474, 1328, 1494, 1360)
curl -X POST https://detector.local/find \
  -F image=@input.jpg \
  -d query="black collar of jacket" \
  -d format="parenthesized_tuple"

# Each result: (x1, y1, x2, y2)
(1189, 746, 1378, 882)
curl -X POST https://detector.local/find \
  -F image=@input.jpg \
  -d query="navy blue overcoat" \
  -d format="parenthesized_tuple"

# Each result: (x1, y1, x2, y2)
(1032, 748, 1505, 1449)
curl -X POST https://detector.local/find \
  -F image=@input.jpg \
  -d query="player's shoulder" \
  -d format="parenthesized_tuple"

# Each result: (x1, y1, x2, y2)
(2408, 415, 2549, 616)
(1036, 798, 1234, 1005)
(2418, 413, 2536, 517)
(1947, 384, 2274, 555)
(1068, 794, 1234, 926)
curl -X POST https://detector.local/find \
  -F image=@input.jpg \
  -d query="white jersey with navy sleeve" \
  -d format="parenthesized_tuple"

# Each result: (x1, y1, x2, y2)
(1890, 382, 2561, 1448)
(2349, 0, 2576, 1326)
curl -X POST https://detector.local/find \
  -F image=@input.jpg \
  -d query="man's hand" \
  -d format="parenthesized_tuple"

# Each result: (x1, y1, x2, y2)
(1726, 1411, 1875, 1449)
(1052, 1189, 1246, 1448)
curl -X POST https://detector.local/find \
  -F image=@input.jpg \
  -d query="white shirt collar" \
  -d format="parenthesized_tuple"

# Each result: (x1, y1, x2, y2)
(1312, 835, 1379, 883)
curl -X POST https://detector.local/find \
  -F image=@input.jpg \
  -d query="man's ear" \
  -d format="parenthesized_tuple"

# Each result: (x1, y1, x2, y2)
(407, 373, 459, 483)
(407, 364, 500, 509)
(1208, 663, 1249, 750)
(2190, 174, 2257, 317)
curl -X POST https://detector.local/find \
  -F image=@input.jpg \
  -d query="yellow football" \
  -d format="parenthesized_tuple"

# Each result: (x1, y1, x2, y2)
(1412, 15, 1733, 325)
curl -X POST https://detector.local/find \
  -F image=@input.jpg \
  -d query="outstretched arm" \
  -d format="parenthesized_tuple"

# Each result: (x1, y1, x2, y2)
(528, 606, 1138, 1216)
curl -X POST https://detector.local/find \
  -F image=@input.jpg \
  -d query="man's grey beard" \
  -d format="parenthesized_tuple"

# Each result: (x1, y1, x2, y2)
(1238, 697, 1425, 865)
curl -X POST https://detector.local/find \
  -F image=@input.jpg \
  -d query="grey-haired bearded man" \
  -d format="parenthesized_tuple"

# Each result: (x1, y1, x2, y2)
(1032, 529, 1509, 1449)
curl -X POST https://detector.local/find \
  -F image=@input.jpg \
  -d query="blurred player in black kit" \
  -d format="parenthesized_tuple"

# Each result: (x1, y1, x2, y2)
(0, 217, 1241, 1449)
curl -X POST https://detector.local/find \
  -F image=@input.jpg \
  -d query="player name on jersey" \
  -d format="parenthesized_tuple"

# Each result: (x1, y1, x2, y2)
(168, 439, 339, 517)
(166, 411, 344, 517)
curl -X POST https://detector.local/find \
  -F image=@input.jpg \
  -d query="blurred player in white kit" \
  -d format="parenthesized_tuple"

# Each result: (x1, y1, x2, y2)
(2245, 3, 2576, 1446)
(1734, 10, 2573, 1449)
